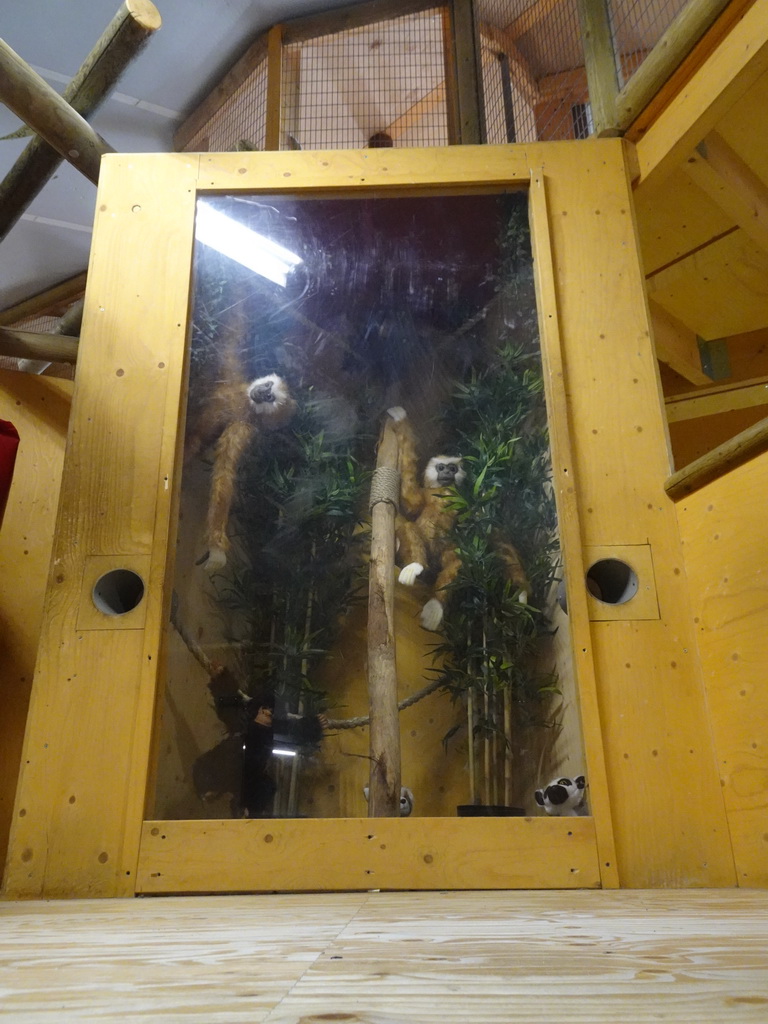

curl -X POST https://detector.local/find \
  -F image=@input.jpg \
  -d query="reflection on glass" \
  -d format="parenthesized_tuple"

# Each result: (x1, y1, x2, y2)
(155, 191, 584, 821)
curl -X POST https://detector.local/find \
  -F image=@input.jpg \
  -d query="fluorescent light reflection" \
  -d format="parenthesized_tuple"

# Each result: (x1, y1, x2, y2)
(272, 748, 297, 758)
(196, 201, 302, 287)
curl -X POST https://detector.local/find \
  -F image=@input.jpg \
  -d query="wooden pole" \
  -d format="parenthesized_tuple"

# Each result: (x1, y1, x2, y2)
(0, 328, 78, 364)
(576, 0, 620, 136)
(0, 271, 87, 327)
(0, 38, 116, 185)
(0, 2, 160, 241)
(615, 0, 731, 131)
(366, 416, 401, 817)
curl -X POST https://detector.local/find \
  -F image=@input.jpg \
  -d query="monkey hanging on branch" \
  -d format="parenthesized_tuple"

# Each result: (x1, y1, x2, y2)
(387, 406, 529, 631)
(185, 299, 297, 572)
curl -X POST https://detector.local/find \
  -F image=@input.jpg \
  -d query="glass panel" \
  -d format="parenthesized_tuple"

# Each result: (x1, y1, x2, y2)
(154, 190, 585, 821)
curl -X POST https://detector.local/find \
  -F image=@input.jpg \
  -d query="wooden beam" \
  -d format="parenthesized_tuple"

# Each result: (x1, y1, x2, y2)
(615, 0, 731, 131)
(506, 0, 563, 40)
(282, 0, 434, 45)
(576, 0, 619, 136)
(0, 38, 115, 185)
(0, 328, 78, 364)
(451, 0, 485, 144)
(0, 272, 87, 327)
(649, 300, 711, 385)
(265, 24, 283, 152)
(684, 131, 768, 255)
(665, 412, 768, 498)
(634, 0, 768, 195)
(666, 373, 768, 423)
(479, 22, 540, 106)
(0, 1, 161, 241)
(386, 81, 447, 141)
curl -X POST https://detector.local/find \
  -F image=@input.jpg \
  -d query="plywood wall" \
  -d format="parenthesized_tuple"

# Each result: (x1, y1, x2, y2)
(0, 370, 71, 880)
(675, 453, 768, 885)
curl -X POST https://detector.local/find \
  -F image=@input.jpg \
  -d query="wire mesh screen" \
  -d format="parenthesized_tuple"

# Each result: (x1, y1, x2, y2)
(281, 8, 449, 151)
(610, 0, 690, 86)
(477, 0, 587, 142)
(183, 55, 269, 152)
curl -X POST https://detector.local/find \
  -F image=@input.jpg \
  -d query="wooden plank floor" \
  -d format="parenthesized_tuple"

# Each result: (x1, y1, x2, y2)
(1, 889, 768, 1022)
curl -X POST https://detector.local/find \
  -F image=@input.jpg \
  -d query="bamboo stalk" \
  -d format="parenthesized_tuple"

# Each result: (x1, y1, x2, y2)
(0, 2, 161, 240)
(504, 688, 512, 806)
(0, 38, 115, 185)
(467, 688, 476, 804)
(366, 416, 401, 817)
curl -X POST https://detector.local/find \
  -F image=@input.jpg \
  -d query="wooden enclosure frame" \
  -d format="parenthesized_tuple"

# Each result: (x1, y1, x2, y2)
(6, 139, 732, 898)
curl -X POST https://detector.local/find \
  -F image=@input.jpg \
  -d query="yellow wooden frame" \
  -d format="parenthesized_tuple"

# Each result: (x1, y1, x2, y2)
(9, 140, 732, 898)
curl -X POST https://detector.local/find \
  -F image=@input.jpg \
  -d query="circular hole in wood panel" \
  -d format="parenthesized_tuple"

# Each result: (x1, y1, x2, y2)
(92, 569, 145, 615)
(585, 558, 638, 605)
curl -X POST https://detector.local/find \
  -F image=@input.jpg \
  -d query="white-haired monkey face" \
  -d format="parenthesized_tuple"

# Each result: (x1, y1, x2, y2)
(424, 456, 465, 489)
(247, 373, 289, 414)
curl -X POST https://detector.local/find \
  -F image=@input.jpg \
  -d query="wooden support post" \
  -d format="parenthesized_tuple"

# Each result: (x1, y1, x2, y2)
(265, 24, 283, 151)
(576, 0, 619, 136)
(450, 0, 485, 144)
(367, 416, 401, 817)
(0, 2, 161, 241)
(0, 38, 116, 185)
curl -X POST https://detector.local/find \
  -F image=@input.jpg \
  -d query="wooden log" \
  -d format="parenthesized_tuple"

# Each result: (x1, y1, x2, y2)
(576, 0, 619, 135)
(0, 328, 78, 364)
(0, 2, 161, 241)
(0, 271, 87, 327)
(0, 38, 115, 185)
(366, 416, 401, 817)
(615, 0, 731, 131)
(665, 413, 768, 499)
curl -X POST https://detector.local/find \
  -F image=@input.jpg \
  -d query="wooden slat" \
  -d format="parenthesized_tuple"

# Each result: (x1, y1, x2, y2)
(136, 817, 601, 892)
(685, 131, 768, 255)
(2, 154, 199, 900)
(528, 171, 619, 889)
(265, 24, 283, 151)
(665, 412, 768, 498)
(666, 374, 768, 423)
(634, 0, 768, 193)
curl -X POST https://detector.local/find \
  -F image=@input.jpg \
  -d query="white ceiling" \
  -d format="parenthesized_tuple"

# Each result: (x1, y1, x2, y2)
(0, 0, 363, 313)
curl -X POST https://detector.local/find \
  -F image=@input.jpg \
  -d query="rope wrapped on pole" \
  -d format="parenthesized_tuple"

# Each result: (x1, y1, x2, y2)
(369, 465, 400, 510)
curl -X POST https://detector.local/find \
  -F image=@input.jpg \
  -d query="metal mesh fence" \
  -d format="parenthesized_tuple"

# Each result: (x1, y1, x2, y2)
(282, 8, 449, 150)
(184, 54, 269, 152)
(477, 0, 587, 142)
(610, 0, 690, 86)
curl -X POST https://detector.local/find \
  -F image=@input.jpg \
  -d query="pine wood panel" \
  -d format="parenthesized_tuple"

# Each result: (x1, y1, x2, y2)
(543, 141, 736, 886)
(648, 230, 768, 341)
(675, 454, 768, 885)
(2, 890, 768, 1022)
(0, 372, 71, 877)
(137, 817, 601, 893)
(2, 154, 199, 899)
